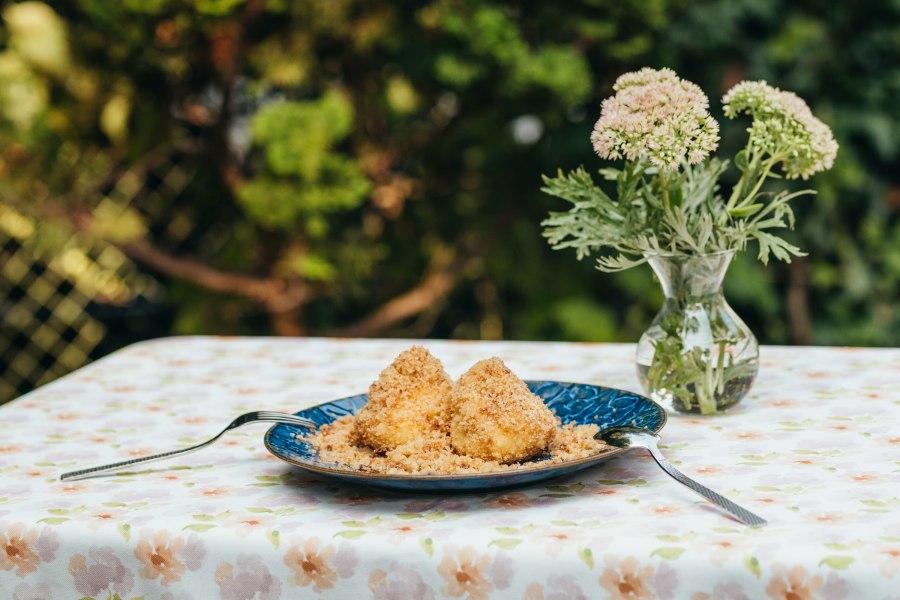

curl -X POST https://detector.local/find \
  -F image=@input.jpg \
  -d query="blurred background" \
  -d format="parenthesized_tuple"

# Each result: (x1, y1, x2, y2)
(1, 0, 898, 404)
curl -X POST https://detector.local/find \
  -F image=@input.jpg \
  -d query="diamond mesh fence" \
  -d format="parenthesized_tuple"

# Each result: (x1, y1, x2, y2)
(0, 145, 205, 404)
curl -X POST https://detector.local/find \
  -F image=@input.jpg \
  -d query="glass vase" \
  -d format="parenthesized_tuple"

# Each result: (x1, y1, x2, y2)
(635, 250, 759, 415)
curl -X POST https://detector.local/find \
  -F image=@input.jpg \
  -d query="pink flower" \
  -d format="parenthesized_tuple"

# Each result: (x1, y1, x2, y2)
(368, 562, 435, 600)
(0, 522, 58, 577)
(68, 546, 134, 598)
(283, 535, 356, 592)
(215, 554, 282, 600)
(134, 530, 205, 585)
(591, 67, 719, 171)
(723, 81, 837, 179)
(863, 542, 900, 578)
(437, 545, 494, 600)
(765, 565, 823, 599)
(12, 582, 52, 600)
(598, 555, 657, 600)
(690, 582, 749, 600)
(523, 574, 590, 600)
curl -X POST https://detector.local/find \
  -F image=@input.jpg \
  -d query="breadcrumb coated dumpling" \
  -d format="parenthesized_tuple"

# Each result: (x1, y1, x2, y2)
(354, 346, 452, 451)
(449, 357, 557, 463)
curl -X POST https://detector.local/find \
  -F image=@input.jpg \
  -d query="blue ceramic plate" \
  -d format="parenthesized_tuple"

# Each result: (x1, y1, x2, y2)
(264, 381, 666, 492)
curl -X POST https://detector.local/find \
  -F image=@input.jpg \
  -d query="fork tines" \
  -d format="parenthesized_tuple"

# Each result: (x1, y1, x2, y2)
(257, 411, 316, 428)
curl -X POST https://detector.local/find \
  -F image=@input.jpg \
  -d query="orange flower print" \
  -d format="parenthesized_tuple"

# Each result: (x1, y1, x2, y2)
(483, 493, 550, 510)
(765, 565, 823, 599)
(524, 582, 545, 600)
(134, 530, 205, 585)
(598, 555, 656, 600)
(864, 543, 900, 578)
(283, 536, 357, 592)
(0, 522, 58, 577)
(437, 546, 493, 600)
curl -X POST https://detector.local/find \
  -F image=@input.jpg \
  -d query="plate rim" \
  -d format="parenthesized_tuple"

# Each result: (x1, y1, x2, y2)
(263, 380, 666, 482)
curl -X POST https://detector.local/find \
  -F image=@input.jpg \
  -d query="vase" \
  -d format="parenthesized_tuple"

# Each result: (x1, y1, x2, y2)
(635, 250, 759, 415)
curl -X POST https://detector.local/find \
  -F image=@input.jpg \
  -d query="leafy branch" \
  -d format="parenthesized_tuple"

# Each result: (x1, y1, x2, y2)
(541, 156, 811, 270)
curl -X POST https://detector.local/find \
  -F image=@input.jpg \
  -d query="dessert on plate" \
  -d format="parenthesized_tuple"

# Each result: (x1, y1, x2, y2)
(449, 357, 557, 463)
(353, 346, 452, 451)
(303, 347, 607, 475)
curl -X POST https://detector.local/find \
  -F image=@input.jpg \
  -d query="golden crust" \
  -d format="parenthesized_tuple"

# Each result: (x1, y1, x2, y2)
(353, 346, 452, 451)
(307, 415, 605, 475)
(449, 357, 558, 463)
(308, 347, 609, 474)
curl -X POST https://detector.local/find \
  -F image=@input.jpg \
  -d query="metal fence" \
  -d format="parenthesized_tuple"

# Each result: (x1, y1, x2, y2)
(0, 145, 203, 404)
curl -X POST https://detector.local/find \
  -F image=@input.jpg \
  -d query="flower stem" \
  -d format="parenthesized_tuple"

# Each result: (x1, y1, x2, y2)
(736, 158, 777, 208)
(659, 170, 670, 207)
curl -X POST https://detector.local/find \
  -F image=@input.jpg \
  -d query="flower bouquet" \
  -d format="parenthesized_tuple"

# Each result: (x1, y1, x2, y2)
(541, 68, 837, 414)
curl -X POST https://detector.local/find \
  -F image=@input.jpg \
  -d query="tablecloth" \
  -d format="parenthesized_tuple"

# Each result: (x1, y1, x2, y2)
(0, 336, 898, 599)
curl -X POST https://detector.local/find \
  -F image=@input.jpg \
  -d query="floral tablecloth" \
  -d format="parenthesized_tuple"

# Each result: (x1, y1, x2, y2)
(0, 337, 898, 599)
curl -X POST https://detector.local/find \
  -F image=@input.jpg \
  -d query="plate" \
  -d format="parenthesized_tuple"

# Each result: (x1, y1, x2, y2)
(264, 381, 666, 493)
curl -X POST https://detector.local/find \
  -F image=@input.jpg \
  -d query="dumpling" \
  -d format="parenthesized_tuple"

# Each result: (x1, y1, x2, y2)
(354, 346, 452, 451)
(449, 357, 557, 463)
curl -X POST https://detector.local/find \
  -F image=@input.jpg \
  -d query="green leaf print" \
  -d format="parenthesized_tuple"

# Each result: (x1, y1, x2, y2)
(266, 530, 280, 548)
(489, 538, 523, 550)
(333, 530, 367, 539)
(495, 527, 520, 535)
(579, 548, 594, 569)
(420, 537, 433, 557)
(825, 542, 861, 551)
(650, 547, 686, 560)
(744, 556, 761, 578)
(341, 520, 367, 527)
(192, 514, 216, 522)
(819, 556, 855, 570)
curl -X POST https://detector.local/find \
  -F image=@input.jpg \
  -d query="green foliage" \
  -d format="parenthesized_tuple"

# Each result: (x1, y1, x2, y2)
(0, 0, 896, 348)
(542, 158, 810, 270)
(237, 90, 369, 230)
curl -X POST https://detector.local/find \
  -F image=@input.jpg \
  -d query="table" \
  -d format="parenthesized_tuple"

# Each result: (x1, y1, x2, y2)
(1, 337, 898, 599)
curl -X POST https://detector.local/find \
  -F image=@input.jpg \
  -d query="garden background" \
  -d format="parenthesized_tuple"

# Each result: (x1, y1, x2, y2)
(1, 0, 898, 403)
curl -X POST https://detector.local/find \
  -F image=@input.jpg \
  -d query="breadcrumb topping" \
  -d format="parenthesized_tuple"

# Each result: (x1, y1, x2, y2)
(302, 348, 610, 475)
(353, 346, 452, 452)
(306, 416, 607, 475)
(449, 357, 557, 463)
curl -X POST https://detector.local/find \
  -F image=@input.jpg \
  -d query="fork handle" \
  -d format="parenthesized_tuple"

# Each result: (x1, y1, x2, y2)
(643, 442, 767, 527)
(60, 439, 215, 482)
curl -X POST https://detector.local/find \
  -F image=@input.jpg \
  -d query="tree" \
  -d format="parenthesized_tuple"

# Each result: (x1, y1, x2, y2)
(1, 0, 897, 350)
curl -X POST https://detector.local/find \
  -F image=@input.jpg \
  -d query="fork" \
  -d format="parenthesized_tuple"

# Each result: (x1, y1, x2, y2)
(59, 411, 316, 482)
(595, 426, 767, 527)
